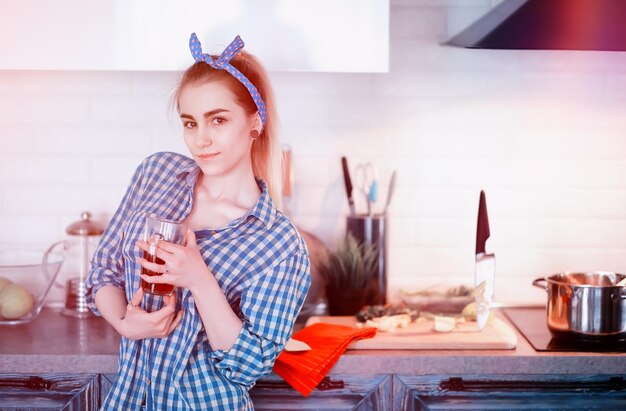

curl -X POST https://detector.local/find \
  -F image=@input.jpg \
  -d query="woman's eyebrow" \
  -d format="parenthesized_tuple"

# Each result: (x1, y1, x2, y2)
(180, 109, 230, 120)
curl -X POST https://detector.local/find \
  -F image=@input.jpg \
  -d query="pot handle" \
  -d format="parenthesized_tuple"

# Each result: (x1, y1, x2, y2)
(532, 277, 548, 291)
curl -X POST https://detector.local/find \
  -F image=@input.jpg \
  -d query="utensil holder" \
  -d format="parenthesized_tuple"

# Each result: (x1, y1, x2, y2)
(346, 214, 388, 306)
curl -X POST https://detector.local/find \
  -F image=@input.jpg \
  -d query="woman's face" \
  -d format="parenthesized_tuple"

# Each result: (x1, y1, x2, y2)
(178, 80, 257, 178)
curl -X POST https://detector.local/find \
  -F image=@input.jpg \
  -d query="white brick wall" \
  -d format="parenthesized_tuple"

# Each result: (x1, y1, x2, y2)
(1, 1, 625, 306)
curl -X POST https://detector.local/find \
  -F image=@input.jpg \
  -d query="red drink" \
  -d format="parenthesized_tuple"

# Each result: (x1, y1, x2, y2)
(141, 214, 186, 296)
(141, 250, 174, 296)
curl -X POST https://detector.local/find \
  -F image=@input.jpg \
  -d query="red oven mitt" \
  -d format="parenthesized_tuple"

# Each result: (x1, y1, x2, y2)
(272, 322, 377, 396)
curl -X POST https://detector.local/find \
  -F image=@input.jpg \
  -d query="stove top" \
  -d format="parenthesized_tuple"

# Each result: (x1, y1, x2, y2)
(502, 307, 626, 352)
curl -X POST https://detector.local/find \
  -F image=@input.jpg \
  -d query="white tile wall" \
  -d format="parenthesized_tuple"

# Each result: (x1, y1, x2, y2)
(1, 2, 625, 306)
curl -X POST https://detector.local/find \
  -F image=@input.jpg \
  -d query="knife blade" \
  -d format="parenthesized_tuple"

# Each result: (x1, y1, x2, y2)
(341, 156, 356, 215)
(475, 190, 495, 331)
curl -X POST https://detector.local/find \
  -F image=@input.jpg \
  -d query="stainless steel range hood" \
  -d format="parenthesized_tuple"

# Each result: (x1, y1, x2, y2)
(447, 0, 626, 51)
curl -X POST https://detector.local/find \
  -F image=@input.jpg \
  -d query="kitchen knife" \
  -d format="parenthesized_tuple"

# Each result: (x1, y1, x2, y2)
(475, 190, 495, 331)
(341, 156, 356, 215)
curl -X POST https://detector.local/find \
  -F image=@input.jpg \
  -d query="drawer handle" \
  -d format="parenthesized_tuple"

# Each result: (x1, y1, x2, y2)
(316, 377, 345, 391)
(0, 376, 52, 390)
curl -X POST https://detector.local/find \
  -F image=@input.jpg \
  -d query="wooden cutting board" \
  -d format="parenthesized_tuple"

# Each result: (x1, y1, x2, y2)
(304, 315, 517, 350)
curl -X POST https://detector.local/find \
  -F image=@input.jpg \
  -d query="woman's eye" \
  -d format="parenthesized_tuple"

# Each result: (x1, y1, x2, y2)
(183, 121, 196, 129)
(211, 117, 226, 125)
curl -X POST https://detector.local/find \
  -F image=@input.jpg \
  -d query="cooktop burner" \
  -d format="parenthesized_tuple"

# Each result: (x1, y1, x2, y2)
(502, 307, 626, 352)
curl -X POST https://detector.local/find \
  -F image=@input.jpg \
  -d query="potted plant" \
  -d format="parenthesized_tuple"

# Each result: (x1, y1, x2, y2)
(319, 233, 379, 315)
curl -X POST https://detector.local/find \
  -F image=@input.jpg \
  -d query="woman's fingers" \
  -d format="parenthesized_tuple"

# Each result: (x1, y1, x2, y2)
(162, 294, 172, 305)
(153, 295, 181, 337)
(137, 257, 167, 275)
(137, 239, 180, 254)
(129, 287, 144, 307)
(119, 289, 185, 340)
(148, 293, 177, 322)
(140, 272, 173, 284)
(166, 310, 184, 335)
(163, 292, 177, 308)
(185, 228, 197, 248)
(135, 239, 178, 260)
(160, 308, 176, 336)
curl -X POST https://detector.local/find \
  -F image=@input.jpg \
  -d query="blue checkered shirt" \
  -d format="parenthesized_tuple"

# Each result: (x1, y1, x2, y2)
(85, 152, 311, 410)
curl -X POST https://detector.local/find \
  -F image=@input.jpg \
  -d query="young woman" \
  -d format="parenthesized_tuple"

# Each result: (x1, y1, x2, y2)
(85, 33, 311, 410)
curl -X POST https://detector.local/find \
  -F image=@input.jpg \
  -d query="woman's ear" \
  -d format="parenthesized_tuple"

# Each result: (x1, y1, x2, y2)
(252, 112, 263, 134)
(250, 114, 263, 141)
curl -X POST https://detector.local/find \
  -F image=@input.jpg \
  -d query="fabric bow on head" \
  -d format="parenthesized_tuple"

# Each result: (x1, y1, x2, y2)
(189, 33, 267, 131)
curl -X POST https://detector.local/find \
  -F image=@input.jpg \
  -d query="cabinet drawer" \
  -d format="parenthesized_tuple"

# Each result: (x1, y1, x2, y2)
(101, 372, 392, 410)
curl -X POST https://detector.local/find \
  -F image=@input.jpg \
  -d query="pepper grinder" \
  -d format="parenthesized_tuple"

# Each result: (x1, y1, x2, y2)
(61, 211, 104, 318)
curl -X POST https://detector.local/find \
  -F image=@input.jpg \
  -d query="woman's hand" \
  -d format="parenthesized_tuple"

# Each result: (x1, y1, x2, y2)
(117, 287, 183, 340)
(136, 229, 212, 293)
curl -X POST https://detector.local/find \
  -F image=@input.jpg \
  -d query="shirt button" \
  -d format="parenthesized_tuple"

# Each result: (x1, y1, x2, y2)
(210, 230, 217, 235)
(146, 378, 151, 385)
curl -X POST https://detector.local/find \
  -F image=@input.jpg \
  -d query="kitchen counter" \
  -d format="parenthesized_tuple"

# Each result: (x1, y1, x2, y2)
(1, 308, 625, 375)
(0, 308, 120, 374)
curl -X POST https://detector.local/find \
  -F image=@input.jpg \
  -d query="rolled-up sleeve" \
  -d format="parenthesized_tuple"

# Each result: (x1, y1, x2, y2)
(85, 160, 145, 316)
(209, 248, 311, 388)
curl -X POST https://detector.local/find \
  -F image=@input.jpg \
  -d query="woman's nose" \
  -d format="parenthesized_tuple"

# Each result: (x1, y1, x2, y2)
(198, 126, 212, 146)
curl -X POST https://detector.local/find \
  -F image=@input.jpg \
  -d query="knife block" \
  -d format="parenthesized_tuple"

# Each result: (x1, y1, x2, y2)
(346, 214, 388, 306)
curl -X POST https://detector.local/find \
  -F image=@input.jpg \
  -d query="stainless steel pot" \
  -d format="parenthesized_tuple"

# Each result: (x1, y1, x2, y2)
(533, 272, 626, 339)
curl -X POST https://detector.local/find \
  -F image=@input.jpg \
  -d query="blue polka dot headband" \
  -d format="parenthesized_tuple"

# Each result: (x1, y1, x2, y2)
(189, 33, 267, 132)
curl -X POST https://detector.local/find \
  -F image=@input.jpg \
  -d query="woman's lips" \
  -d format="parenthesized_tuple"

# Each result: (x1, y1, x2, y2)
(197, 152, 220, 160)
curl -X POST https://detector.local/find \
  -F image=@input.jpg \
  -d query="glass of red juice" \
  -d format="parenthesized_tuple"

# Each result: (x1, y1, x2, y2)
(141, 214, 187, 296)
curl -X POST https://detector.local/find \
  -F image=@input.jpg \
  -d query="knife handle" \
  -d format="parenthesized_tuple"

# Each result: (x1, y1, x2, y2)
(341, 157, 355, 215)
(476, 190, 490, 254)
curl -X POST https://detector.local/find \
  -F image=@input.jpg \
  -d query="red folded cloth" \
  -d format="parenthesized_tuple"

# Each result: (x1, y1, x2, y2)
(272, 322, 377, 396)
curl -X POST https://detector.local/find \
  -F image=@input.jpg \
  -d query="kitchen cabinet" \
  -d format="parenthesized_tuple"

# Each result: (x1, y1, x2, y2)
(393, 374, 626, 411)
(4, 372, 626, 410)
(0, 0, 389, 73)
(251, 373, 390, 410)
(0, 373, 99, 410)
(101, 372, 391, 410)
(99, 373, 116, 407)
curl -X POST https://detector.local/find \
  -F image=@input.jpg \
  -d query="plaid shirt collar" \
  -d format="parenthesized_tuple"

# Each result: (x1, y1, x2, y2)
(176, 162, 277, 230)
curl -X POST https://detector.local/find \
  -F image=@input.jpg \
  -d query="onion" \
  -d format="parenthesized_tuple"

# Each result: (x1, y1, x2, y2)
(0, 283, 35, 320)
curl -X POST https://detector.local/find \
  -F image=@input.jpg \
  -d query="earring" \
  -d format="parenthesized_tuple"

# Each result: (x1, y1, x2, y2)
(250, 130, 260, 140)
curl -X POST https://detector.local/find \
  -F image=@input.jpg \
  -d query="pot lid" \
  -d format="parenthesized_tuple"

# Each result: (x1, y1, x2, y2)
(66, 211, 104, 236)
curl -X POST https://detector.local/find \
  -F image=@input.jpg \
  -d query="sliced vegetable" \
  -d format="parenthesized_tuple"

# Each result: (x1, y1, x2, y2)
(433, 315, 456, 332)
(284, 338, 312, 352)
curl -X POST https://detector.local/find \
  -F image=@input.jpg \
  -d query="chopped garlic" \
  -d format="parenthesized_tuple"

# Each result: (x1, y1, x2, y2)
(433, 316, 456, 333)
(360, 314, 412, 332)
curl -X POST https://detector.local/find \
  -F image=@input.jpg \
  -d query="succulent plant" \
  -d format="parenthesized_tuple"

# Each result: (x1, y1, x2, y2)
(319, 233, 379, 289)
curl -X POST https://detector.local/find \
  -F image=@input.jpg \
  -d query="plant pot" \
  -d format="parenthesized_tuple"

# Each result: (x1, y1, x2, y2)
(325, 286, 368, 316)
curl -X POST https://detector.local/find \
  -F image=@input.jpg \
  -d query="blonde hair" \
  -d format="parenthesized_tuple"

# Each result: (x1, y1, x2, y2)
(170, 51, 283, 210)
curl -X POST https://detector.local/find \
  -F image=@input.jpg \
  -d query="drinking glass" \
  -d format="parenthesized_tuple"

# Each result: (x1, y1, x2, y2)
(141, 214, 187, 296)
